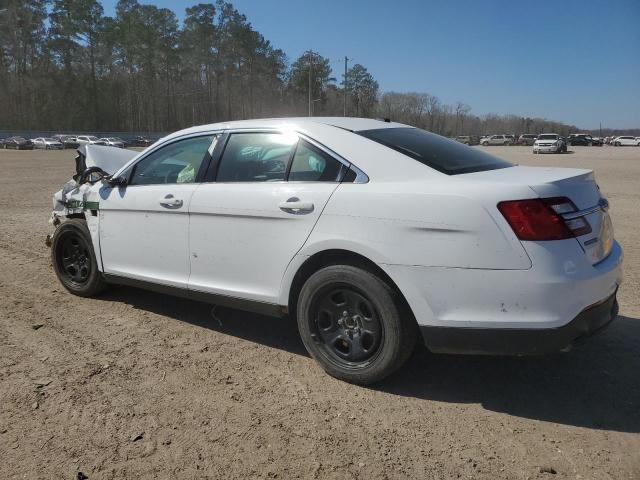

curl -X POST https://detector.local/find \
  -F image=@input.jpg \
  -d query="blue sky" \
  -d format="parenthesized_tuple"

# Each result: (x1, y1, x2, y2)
(101, 0, 640, 129)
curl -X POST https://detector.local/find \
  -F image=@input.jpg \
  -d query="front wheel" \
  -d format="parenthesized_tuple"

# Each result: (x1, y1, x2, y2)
(51, 219, 107, 297)
(482, 141, 489, 146)
(296, 265, 416, 385)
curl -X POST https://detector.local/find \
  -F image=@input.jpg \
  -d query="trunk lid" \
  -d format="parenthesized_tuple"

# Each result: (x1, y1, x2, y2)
(465, 166, 613, 264)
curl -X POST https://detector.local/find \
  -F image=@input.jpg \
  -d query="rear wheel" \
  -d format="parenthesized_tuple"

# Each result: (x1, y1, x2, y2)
(51, 219, 107, 297)
(296, 265, 416, 385)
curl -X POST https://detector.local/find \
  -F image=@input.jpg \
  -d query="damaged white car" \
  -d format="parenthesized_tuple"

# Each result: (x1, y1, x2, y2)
(49, 118, 622, 384)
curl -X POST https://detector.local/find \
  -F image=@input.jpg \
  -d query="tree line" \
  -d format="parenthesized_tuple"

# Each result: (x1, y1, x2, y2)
(1, 0, 626, 136)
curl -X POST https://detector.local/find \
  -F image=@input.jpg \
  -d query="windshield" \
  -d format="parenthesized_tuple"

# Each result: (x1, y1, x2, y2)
(88, 136, 99, 141)
(45, 138, 55, 141)
(538, 134, 558, 140)
(357, 127, 512, 175)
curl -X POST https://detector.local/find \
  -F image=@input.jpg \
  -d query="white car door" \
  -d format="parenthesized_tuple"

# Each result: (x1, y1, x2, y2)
(188, 131, 346, 304)
(99, 134, 217, 288)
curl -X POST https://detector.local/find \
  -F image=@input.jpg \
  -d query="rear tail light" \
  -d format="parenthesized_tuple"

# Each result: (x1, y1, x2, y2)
(498, 197, 592, 241)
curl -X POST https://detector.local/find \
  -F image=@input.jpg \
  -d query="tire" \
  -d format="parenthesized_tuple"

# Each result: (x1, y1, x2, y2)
(482, 141, 489, 146)
(51, 218, 107, 297)
(615, 142, 621, 146)
(296, 265, 416, 385)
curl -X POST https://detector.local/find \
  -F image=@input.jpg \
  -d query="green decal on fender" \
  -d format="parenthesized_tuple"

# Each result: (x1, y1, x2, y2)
(65, 200, 99, 210)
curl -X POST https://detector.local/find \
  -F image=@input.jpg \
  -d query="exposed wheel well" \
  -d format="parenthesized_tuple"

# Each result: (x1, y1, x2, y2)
(287, 249, 415, 322)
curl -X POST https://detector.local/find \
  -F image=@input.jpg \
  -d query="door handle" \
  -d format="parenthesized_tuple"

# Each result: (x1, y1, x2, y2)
(160, 194, 183, 209)
(279, 198, 314, 214)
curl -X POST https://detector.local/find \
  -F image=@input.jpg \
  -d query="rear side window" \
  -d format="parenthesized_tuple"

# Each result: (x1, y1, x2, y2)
(357, 128, 512, 175)
(288, 140, 343, 182)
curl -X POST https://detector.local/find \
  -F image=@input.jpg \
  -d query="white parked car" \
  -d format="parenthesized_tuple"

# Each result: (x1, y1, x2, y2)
(99, 137, 125, 148)
(613, 136, 640, 146)
(48, 118, 622, 384)
(77, 135, 107, 146)
(533, 133, 566, 154)
(32, 137, 63, 150)
(481, 134, 513, 146)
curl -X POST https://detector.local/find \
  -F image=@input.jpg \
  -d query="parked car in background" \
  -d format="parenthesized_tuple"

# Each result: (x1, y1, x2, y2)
(99, 137, 125, 148)
(77, 135, 108, 146)
(123, 136, 155, 147)
(533, 133, 566, 154)
(613, 136, 640, 146)
(3, 136, 34, 150)
(63, 136, 81, 149)
(48, 117, 622, 384)
(481, 134, 513, 146)
(518, 134, 538, 146)
(52, 135, 81, 149)
(33, 137, 64, 150)
(455, 135, 472, 145)
(567, 134, 601, 146)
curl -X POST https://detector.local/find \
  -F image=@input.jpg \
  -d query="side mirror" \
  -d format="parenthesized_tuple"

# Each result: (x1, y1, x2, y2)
(79, 166, 108, 185)
(107, 175, 128, 187)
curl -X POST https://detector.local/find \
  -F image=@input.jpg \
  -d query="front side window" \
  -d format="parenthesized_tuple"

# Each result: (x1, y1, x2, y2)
(129, 135, 214, 185)
(216, 133, 297, 182)
(289, 140, 343, 182)
(358, 127, 512, 175)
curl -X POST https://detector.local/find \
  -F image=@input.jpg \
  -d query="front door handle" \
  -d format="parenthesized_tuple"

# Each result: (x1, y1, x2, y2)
(279, 197, 314, 214)
(160, 194, 183, 209)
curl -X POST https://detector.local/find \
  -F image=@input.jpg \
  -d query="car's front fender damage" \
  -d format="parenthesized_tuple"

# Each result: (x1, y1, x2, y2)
(46, 145, 138, 269)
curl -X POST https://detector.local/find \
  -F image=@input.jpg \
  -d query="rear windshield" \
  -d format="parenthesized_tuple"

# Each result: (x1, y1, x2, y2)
(357, 128, 512, 175)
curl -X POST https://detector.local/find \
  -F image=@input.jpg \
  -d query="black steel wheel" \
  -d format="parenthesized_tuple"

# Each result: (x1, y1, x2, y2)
(310, 285, 384, 367)
(297, 264, 416, 384)
(57, 232, 91, 286)
(51, 219, 106, 297)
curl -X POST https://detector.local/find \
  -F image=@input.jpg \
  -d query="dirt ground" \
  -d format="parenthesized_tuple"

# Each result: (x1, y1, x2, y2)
(1, 145, 639, 480)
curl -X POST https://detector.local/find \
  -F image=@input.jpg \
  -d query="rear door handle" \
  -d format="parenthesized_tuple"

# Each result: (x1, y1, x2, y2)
(279, 198, 314, 214)
(160, 194, 183, 209)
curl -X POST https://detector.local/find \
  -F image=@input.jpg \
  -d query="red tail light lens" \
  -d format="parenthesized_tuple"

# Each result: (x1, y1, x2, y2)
(498, 198, 576, 240)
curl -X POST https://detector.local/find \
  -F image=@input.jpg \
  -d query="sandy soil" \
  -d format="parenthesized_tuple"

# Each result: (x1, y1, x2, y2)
(1, 145, 639, 479)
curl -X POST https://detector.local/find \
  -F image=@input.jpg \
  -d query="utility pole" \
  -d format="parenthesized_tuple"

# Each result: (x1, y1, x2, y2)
(343, 56, 348, 117)
(308, 58, 313, 116)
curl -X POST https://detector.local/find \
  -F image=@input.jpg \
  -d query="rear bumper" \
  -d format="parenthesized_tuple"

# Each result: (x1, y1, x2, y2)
(420, 291, 618, 355)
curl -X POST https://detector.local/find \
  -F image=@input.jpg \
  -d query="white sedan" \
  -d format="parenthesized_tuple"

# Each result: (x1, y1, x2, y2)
(99, 137, 125, 148)
(33, 137, 63, 150)
(48, 118, 622, 384)
(613, 136, 640, 146)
